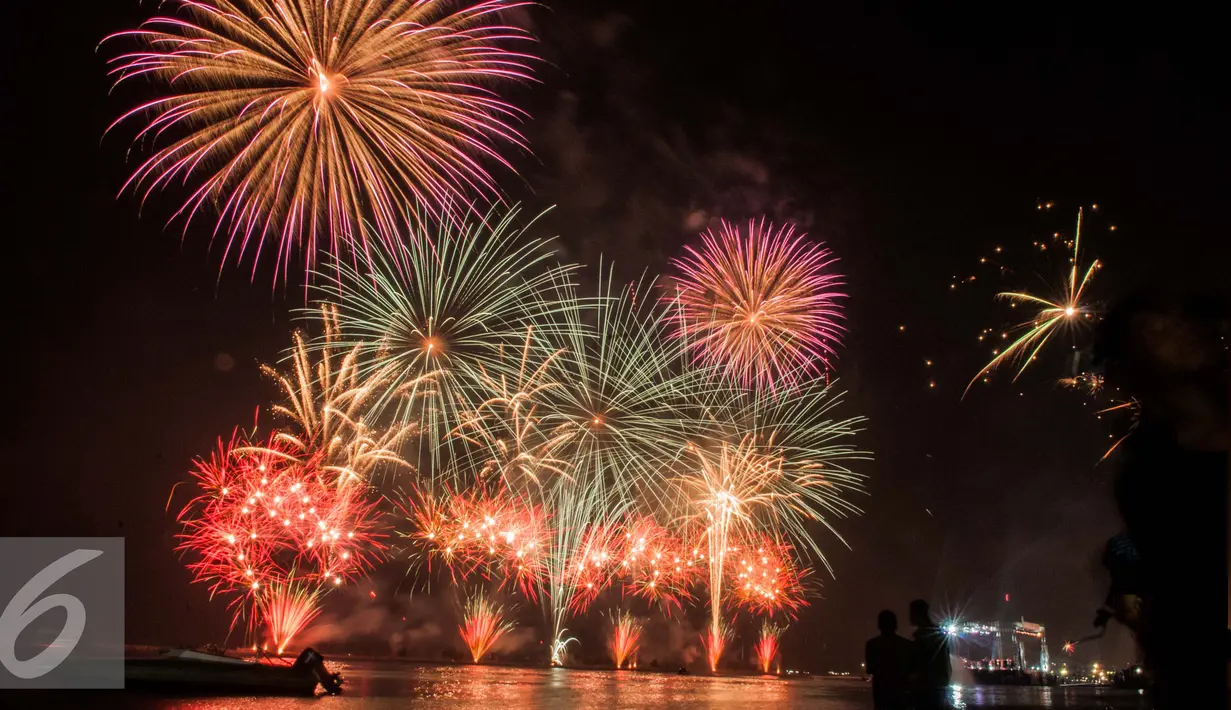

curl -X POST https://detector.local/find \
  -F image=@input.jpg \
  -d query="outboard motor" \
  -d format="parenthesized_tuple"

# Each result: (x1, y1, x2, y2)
(293, 647, 344, 694)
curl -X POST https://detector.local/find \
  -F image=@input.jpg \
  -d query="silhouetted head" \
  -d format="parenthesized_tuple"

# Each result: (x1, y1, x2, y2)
(909, 599, 931, 627)
(1094, 291, 1228, 404)
(877, 609, 897, 635)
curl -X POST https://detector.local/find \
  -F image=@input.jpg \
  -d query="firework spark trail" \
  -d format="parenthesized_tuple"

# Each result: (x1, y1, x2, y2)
(103, 0, 536, 279)
(965, 208, 1101, 395)
(255, 580, 323, 655)
(607, 610, 643, 669)
(439, 272, 714, 663)
(670, 218, 846, 392)
(266, 305, 415, 487)
(671, 378, 866, 661)
(312, 206, 577, 475)
(544, 484, 627, 665)
(176, 430, 383, 651)
(755, 620, 785, 674)
(702, 621, 733, 673)
(459, 590, 516, 663)
(1096, 398, 1141, 462)
(684, 439, 778, 659)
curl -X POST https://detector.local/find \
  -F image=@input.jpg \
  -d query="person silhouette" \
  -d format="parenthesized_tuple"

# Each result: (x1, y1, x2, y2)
(864, 609, 912, 710)
(1093, 293, 1228, 709)
(909, 599, 951, 710)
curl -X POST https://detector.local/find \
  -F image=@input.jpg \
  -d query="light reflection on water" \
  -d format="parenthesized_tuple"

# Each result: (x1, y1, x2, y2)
(24, 663, 1151, 709)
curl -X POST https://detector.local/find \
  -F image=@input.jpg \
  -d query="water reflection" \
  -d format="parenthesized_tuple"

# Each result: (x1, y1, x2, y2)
(13, 663, 1153, 709)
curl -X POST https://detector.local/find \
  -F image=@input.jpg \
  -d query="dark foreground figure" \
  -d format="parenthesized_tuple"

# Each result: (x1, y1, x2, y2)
(1094, 293, 1228, 708)
(865, 610, 913, 709)
(909, 600, 951, 710)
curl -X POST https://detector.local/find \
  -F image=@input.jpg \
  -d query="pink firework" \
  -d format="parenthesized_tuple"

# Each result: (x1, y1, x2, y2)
(102, 0, 535, 279)
(669, 218, 845, 390)
(176, 430, 384, 651)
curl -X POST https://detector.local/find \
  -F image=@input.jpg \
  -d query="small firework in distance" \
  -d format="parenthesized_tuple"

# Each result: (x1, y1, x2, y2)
(459, 590, 516, 663)
(103, 0, 535, 279)
(670, 218, 845, 391)
(1058, 371, 1105, 395)
(966, 208, 1101, 395)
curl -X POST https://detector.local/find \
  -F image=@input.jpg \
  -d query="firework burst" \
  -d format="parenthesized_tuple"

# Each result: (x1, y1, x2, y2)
(404, 487, 548, 598)
(966, 208, 1101, 395)
(459, 589, 516, 663)
(670, 218, 845, 391)
(176, 430, 383, 651)
(755, 620, 785, 674)
(726, 537, 807, 617)
(672, 378, 866, 656)
(312, 206, 576, 473)
(539, 271, 713, 504)
(607, 610, 643, 669)
(265, 305, 415, 486)
(617, 516, 700, 611)
(103, 0, 535, 278)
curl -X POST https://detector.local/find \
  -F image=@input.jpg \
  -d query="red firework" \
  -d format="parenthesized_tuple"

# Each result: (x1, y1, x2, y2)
(702, 622, 732, 673)
(755, 621, 784, 674)
(607, 610, 643, 669)
(177, 430, 383, 651)
(566, 524, 625, 613)
(459, 590, 515, 664)
(724, 536, 808, 617)
(406, 487, 548, 599)
(669, 218, 846, 390)
(617, 517, 700, 612)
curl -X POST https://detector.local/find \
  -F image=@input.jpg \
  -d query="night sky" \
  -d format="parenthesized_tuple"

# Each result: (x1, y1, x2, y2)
(5, 0, 1225, 672)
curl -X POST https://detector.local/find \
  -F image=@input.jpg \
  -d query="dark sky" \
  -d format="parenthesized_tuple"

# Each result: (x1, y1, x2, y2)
(4, 0, 1225, 672)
